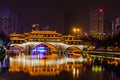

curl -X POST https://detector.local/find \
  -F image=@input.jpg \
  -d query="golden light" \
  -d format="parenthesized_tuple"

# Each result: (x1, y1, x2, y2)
(32, 24, 40, 27)
(73, 27, 80, 34)
(73, 28, 77, 32)
(32, 24, 36, 27)
(77, 28, 80, 32)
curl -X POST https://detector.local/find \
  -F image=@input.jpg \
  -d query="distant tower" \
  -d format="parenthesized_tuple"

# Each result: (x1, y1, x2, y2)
(90, 8, 104, 38)
(64, 13, 80, 35)
(0, 10, 20, 35)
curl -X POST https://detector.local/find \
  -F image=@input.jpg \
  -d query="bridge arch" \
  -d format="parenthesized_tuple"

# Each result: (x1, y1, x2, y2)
(65, 46, 82, 53)
(64, 46, 82, 58)
(8, 45, 25, 56)
(31, 43, 57, 58)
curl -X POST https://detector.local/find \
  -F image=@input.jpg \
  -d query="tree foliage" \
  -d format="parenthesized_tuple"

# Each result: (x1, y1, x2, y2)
(0, 32, 11, 61)
(0, 31, 11, 49)
(89, 32, 120, 49)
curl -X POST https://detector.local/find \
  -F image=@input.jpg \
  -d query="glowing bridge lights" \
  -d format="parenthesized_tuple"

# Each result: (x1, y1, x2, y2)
(32, 46, 46, 59)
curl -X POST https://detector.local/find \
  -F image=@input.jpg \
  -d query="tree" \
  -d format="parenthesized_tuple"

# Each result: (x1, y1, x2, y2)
(0, 31, 11, 61)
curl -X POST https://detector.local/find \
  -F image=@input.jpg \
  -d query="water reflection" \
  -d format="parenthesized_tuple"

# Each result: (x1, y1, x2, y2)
(0, 56, 120, 80)
(8, 56, 84, 76)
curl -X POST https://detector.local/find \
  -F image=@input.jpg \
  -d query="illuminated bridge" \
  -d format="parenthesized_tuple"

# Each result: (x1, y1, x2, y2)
(8, 30, 88, 58)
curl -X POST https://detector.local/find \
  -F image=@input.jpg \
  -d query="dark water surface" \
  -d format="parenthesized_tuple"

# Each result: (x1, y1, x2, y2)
(0, 56, 120, 80)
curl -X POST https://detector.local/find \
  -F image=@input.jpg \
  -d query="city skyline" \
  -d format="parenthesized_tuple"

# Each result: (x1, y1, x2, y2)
(0, 0, 120, 34)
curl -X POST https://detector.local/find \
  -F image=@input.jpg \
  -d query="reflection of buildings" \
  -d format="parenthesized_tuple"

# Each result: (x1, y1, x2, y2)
(0, 10, 20, 35)
(90, 9, 104, 39)
(9, 56, 83, 76)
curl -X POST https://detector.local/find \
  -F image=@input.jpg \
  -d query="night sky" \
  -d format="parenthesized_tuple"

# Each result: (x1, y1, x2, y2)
(0, 0, 120, 34)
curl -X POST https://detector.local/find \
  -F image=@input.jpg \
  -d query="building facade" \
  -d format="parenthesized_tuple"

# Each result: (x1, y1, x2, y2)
(0, 10, 20, 35)
(9, 30, 82, 45)
(104, 19, 112, 38)
(112, 17, 120, 36)
(90, 9, 104, 39)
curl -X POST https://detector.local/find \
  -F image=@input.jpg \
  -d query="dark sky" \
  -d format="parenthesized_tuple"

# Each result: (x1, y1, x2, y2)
(0, 0, 120, 34)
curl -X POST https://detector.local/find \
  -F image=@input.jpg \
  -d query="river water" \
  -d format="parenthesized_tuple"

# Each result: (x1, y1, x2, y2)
(0, 56, 120, 80)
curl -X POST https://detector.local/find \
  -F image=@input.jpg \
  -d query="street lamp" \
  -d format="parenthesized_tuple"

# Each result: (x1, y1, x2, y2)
(72, 28, 81, 39)
(73, 28, 80, 34)
(77, 28, 80, 32)
(73, 28, 77, 33)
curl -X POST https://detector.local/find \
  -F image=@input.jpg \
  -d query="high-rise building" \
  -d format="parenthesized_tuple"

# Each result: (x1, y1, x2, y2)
(112, 17, 120, 36)
(0, 10, 20, 35)
(64, 13, 80, 35)
(90, 8, 104, 38)
(104, 19, 112, 37)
